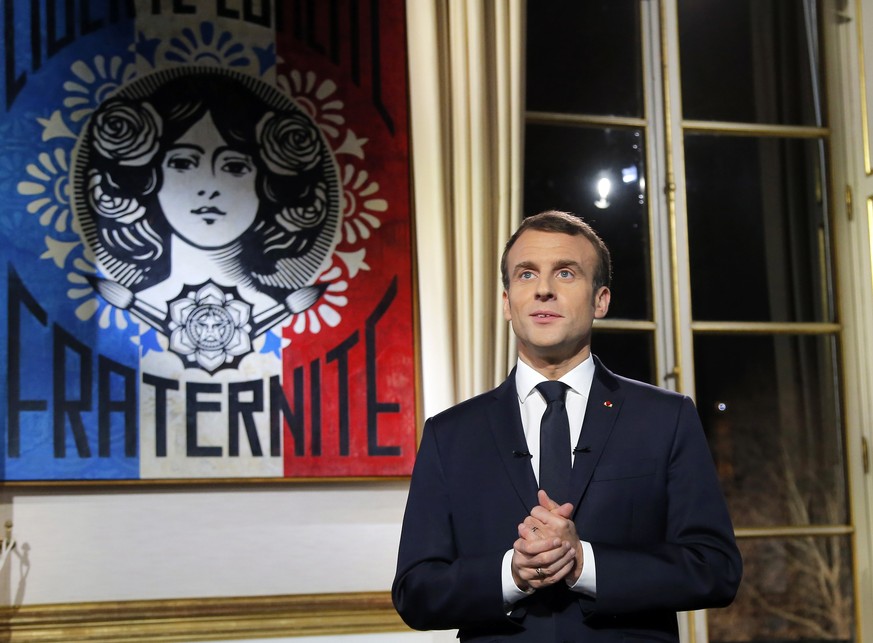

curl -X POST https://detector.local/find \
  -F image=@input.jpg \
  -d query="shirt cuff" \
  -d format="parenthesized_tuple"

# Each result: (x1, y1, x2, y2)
(501, 548, 534, 606)
(568, 540, 597, 596)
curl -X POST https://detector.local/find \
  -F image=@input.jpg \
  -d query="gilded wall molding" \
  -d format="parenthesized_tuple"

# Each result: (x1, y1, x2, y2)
(0, 592, 407, 642)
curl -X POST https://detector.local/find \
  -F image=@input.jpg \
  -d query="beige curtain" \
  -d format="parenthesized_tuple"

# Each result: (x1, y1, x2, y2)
(407, 0, 523, 417)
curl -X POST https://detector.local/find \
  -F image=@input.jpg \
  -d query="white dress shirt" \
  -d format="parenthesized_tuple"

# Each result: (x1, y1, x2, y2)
(501, 357, 598, 605)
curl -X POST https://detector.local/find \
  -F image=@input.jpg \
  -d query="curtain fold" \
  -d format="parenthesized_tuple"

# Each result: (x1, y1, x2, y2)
(407, 0, 522, 417)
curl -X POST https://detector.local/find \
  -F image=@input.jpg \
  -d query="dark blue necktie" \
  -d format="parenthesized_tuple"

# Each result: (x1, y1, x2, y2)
(536, 381, 571, 503)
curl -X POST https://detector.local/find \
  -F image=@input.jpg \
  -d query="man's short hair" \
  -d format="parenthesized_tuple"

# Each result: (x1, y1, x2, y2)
(500, 210, 612, 291)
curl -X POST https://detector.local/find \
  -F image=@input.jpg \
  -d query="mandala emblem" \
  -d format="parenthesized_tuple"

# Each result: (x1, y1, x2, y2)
(168, 283, 253, 372)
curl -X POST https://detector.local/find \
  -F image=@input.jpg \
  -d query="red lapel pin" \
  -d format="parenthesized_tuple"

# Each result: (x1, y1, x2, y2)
(603, 400, 613, 408)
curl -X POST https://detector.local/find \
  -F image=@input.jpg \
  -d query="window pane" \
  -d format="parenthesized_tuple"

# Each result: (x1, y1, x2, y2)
(694, 334, 846, 528)
(685, 135, 831, 323)
(525, 0, 643, 117)
(524, 124, 650, 320)
(591, 330, 654, 385)
(709, 537, 855, 642)
(678, 0, 823, 126)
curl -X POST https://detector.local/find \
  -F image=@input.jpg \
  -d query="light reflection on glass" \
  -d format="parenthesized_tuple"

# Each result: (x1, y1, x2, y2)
(594, 177, 612, 209)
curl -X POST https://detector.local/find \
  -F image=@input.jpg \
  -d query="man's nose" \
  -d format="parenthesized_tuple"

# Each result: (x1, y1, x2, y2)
(535, 276, 555, 299)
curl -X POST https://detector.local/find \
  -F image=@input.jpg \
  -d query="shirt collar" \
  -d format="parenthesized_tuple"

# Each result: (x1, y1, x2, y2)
(515, 355, 596, 402)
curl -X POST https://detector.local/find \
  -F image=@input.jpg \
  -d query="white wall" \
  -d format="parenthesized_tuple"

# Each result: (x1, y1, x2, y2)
(0, 482, 412, 604)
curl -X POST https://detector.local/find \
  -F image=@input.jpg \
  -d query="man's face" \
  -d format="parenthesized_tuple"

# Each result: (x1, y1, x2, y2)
(502, 229, 610, 372)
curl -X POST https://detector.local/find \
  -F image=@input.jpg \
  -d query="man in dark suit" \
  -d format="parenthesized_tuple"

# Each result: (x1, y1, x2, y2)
(392, 210, 742, 641)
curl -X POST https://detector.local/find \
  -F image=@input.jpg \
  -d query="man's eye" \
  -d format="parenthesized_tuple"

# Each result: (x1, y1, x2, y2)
(520, 271, 534, 280)
(558, 269, 573, 278)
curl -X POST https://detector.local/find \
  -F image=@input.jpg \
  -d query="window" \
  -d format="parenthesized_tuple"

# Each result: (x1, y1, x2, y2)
(524, 1, 855, 640)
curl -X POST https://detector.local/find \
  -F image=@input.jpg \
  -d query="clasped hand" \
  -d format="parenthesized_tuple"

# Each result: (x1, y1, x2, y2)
(511, 490, 584, 592)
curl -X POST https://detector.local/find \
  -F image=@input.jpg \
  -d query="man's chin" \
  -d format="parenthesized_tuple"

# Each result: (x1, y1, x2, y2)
(519, 342, 591, 367)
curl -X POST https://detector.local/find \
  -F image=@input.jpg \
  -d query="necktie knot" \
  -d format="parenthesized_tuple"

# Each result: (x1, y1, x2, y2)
(536, 381, 568, 404)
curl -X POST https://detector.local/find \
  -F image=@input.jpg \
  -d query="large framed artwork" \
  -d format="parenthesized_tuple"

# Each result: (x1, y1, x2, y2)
(0, 1, 417, 482)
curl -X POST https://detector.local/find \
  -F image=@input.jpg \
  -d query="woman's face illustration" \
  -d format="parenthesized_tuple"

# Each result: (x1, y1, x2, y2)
(158, 111, 259, 248)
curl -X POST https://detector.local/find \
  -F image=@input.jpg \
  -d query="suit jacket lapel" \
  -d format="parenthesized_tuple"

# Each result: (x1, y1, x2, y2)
(569, 356, 622, 510)
(487, 370, 539, 511)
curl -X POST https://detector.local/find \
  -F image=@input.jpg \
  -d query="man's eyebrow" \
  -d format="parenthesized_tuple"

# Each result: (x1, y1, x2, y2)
(543, 259, 586, 273)
(512, 260, 538, 273)
(512, 259, 585, 274)
(552, 259, 584, 270)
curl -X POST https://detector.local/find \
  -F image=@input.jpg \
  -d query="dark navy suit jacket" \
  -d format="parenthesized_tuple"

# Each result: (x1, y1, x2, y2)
(392, 357, 742, 642)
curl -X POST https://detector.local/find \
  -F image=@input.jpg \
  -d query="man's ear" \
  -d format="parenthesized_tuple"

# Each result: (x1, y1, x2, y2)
(594, 286, 610, 319)
(502, 289, 512, 321)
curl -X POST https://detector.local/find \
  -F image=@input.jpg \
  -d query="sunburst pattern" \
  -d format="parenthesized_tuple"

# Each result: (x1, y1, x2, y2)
(340, 163, 386, 244)
(62, 55, 136, 123)
(281, 69, 346, 140)
(65, 255, 133, 331)
(164, 22, 250, 68)
(290, 263, 349, 335)
(17, 148, 77, 234)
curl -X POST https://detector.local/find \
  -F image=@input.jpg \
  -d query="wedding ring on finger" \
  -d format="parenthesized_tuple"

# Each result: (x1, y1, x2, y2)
(536, 567, 544, 577)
